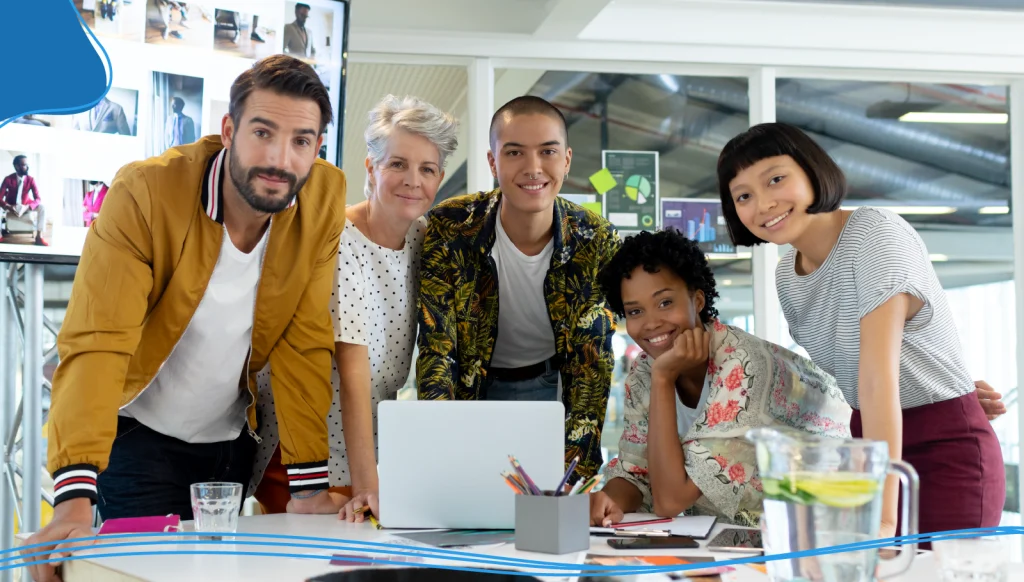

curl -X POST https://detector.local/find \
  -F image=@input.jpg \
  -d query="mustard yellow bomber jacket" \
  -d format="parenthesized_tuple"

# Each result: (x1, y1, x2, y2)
(47, 136, 345, 505)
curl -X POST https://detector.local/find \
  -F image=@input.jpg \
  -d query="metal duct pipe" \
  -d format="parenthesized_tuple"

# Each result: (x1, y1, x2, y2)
(677, 77, 1009, 187)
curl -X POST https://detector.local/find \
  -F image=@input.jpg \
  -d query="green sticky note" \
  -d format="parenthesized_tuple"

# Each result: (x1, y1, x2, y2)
(582, 202, 604, 216)
(588, 168, 617, 195)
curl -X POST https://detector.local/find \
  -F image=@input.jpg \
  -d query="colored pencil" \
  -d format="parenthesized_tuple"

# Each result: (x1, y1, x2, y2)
(502, 471, 529, 494)
(554, 456, 579, 496)
(575, 474, 604, 495)
(508, 455, 542, 495)
(353, 505, 383, 530)
(502, 475, 524, 495)
(583, 474, 605, 494)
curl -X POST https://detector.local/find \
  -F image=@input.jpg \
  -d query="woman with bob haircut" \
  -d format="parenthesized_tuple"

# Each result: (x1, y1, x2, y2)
(716, 122, 1005, 540)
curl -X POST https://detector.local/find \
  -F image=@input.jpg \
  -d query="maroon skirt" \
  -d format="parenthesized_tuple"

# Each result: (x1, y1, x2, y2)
(850, 391, 1005, 540)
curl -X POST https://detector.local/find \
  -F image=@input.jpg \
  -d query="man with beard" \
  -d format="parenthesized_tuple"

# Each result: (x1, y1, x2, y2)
(24, 54, 346, 582)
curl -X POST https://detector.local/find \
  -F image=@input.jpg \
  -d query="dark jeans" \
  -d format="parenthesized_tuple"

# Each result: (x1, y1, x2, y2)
(96, 416, 257, 521)
(483, 364, 560, 401)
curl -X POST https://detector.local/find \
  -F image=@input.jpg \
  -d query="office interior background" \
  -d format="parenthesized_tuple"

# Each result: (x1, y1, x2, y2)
(7, 0, 1024, 528)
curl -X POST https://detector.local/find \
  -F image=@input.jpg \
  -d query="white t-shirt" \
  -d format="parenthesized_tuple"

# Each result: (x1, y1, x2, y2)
(251, 217, 425, 488)
(488, 207, 557, 368)
(676, 373, 711, 438)
(776, 207, 974, 409)
(122, 225, 269, 443)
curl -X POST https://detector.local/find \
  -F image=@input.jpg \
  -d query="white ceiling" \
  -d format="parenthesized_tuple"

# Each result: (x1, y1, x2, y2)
(349, 0, 557, 34)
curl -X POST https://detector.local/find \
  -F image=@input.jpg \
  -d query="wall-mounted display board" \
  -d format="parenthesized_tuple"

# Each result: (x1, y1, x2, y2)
(0, 0, 349, 261)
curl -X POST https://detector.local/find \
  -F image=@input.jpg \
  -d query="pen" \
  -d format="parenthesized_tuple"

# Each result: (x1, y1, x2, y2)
(554, 456, 579, 496)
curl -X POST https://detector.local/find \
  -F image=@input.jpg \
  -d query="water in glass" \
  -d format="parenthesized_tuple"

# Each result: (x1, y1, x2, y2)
(190, 482, 243, 541)
(747, 428, 919, 582)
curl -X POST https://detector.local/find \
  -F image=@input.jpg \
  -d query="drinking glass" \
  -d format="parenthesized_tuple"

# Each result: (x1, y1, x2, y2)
(933, 535, 1010, 582)
(190, 482, 243, 541)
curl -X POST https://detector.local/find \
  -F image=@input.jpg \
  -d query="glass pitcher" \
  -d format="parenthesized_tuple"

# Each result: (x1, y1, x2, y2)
(746, 428, 920, 582)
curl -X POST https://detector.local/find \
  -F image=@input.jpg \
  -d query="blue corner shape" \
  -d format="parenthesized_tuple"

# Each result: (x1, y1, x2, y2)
(0, 0, 112, 128)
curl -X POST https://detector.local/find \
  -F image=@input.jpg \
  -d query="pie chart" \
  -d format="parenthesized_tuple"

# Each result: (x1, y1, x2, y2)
(624, 175, 652, 205)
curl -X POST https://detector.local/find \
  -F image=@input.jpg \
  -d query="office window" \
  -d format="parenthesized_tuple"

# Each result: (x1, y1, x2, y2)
(438, 69, 755, 460)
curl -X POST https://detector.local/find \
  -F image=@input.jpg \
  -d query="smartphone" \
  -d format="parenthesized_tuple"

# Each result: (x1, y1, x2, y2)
(608, 536, 699, 550)
(706, 528, 763, 553)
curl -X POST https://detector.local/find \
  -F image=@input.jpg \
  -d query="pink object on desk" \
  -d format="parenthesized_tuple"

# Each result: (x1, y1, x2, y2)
(98, 515, 181, 535)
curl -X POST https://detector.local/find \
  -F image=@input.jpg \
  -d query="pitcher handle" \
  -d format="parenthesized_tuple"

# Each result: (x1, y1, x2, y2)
(877, 459, 920, 579)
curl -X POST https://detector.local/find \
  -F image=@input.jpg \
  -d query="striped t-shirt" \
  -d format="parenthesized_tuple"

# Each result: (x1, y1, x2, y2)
(776, 207, 973, 410)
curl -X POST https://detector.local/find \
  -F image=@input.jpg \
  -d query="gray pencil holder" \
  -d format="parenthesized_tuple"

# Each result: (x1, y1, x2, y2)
(514, 491, 590, 554)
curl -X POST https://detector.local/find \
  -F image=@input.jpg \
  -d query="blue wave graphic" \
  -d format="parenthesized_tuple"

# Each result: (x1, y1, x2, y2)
(7, 527, 1023, 577)
(0, 0, 112, 129)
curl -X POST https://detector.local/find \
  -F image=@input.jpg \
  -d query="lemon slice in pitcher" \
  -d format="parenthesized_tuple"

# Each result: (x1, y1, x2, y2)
(794, 476, 879, 508)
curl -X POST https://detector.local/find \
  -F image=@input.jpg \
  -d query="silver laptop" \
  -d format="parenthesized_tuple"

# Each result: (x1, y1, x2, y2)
(377, 400, 565, 530)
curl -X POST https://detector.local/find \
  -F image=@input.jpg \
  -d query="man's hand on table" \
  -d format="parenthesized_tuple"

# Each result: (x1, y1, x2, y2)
(23, 498, 96, 582)
(286, 490, 349, 514)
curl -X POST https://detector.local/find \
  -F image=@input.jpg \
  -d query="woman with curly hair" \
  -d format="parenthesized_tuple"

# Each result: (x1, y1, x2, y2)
(590, 228, 851, 527)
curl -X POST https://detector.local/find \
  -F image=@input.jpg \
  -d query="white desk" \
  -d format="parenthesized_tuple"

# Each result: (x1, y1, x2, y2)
(16, 515, 1024, 582)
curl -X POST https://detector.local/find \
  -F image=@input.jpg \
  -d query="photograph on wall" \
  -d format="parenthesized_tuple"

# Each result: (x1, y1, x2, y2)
(63, 179, 110, 228)
(8, 114, 63, 129)
(71, 87, 140, 136)
(150, 72, 204, 157)
(0, 151, 53, 247)
(74, 0, 96, 28)
(212, 9, 279, 60)
(660, 197, 736, 255)
(600, 150, 659, 232)
(282, 2, 335, 64)
(80, 0, 147, 42)
(145, 0, 215, 48)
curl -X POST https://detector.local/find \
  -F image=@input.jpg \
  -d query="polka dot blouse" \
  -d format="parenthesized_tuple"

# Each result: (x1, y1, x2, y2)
(249, 216, 425, 491)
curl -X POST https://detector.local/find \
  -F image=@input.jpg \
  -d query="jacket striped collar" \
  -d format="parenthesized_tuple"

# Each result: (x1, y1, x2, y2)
(471, 189, 578, 267)
(201, 148, 298, 224)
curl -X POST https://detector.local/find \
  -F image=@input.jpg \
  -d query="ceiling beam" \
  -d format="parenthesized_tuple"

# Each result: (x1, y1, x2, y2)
(532, 0, 616, 39)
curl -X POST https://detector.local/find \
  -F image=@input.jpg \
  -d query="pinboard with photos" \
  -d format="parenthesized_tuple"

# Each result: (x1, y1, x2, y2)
(0, 0, 349, 262)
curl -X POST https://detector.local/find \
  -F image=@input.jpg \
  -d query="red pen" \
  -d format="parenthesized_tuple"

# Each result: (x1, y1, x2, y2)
(613, 517, 674, 529)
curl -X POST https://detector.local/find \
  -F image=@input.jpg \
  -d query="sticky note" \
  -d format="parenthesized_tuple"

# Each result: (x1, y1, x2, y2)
(583, 202, 604, 216)
(589, 168, 617, 195)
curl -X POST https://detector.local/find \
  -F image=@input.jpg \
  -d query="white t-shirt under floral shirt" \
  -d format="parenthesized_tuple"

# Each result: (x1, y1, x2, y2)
(249, 216, 426, 491)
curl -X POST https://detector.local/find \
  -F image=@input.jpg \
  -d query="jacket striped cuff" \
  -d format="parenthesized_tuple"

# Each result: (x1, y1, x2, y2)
(53, 464, 98, 506)
(286, 461, 329, 494)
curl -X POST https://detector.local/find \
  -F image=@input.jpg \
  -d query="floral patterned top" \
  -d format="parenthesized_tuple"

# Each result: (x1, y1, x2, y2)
(603, 320, 852, 526)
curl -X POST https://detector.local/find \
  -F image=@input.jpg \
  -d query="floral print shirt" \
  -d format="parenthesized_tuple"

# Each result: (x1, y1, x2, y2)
(416, 189, 620, 484)
(603, 320, 852, 526)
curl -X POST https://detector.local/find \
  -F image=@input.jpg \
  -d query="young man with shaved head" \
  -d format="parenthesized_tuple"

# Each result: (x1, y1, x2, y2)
(416, 96, 620, 485)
